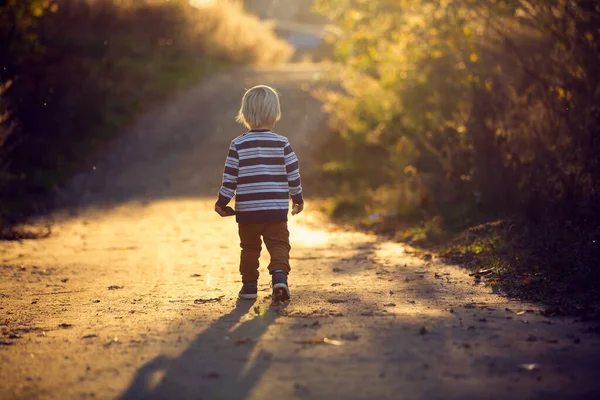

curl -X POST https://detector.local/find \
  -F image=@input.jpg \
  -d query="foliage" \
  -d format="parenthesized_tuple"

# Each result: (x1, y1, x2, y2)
(0, 0, 292, 226)
(314, 0, 600, 297)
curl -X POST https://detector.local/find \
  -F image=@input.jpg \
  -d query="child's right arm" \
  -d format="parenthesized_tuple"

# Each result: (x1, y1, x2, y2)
(215, 141, 239, 215)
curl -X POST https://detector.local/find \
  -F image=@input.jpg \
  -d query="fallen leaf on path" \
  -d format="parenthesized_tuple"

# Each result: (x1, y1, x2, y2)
(58, 323, 73, 329)
(516, 311, 526, 316)
(383, 303, 396, 307)
(104, 337, 119, 348)
(332, 267, 344, 273)
(194, 295, 225, 304)
(407, 300, 416, 304)
(331, 283, 341, 287)
(190, 274, 202, 278)
(82, 334, 98, 339)
(519, 363, 539, 372)
(296, 338, 343, 346)
(469, 268, 494, 277)
(108, 285, 123, 290)
(4, 332, 21, 339)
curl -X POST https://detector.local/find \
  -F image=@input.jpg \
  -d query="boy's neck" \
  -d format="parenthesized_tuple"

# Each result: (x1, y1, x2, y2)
(249, 125, 273, 132)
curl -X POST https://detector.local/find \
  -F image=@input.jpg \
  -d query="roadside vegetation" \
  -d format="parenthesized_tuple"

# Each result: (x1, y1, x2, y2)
(313, 0, 600, 314)
(0, 0, 291, 230)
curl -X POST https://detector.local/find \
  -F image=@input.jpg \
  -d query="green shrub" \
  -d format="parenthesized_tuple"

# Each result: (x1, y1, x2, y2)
(314, 1, 600, 288)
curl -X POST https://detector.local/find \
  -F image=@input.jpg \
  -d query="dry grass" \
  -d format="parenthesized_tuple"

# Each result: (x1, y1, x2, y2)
(94, 0, 293, 65)
(194, 0, 294, 65)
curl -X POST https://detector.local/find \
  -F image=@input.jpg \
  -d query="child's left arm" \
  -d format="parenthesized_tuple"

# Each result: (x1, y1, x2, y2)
(215, 141, 239, 216)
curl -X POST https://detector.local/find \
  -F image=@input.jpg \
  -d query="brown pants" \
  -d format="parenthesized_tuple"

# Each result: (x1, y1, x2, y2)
(238, 222, 291, 281)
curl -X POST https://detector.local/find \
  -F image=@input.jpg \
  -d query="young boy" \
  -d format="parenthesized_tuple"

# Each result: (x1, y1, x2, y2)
(215, 85, 304, 301)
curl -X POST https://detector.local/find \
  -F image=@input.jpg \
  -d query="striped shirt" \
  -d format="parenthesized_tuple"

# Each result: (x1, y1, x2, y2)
(216, 129, 304, 224)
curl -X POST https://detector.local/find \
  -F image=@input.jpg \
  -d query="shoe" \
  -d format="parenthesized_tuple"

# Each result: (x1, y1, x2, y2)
(238, 281, 257, 300)
(271, 270, 290, 301)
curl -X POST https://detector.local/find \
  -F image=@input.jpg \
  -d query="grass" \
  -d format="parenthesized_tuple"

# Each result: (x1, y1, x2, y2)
(396, 218, 600, 317)
(324, 197, 600, 317)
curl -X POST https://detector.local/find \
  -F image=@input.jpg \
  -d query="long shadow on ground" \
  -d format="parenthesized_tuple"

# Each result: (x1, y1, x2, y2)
(119, 300, 282, 400)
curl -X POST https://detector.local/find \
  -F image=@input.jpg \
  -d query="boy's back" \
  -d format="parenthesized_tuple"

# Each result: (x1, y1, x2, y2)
(218, 129, 303, 224)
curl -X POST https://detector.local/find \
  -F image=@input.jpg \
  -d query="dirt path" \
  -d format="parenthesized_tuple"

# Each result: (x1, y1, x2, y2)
(1, 65, 600, 400)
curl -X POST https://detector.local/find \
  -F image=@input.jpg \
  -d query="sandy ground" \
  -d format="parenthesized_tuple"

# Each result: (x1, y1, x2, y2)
(2, 65, 600, 400)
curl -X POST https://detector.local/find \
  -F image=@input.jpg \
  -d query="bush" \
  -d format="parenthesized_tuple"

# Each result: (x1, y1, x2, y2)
(0, 0, 292, 226)
(314, 1, 600, 294)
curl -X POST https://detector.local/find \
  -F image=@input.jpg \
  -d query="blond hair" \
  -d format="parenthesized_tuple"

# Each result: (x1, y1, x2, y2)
(236, 85, 281, 129)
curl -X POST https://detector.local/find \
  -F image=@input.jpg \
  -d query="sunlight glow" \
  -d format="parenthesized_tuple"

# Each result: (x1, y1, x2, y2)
(291, 226, 331, 246)
(189, 0, 216, 8)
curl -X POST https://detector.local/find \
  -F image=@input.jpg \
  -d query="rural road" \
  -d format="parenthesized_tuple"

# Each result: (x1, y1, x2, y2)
(2, 64, 600, 400)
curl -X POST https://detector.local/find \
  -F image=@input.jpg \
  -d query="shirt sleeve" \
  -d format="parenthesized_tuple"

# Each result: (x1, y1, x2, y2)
(216, 141, 239, 208)
(284, 140, 304, 204)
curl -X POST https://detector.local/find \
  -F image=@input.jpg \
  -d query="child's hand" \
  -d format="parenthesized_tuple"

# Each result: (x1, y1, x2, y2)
(291, 203, 304, 216)
(214, 205, 228, 217)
